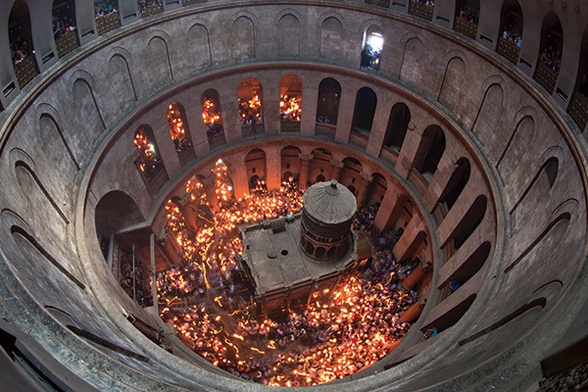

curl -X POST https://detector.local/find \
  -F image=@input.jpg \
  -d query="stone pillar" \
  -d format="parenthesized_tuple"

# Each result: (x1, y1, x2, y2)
(395, 118, 427, 179)
(180, 200, 197, 231)
(335, 89, 355, 144)
(356, 172, 373, 207)
(202, 175, 219, 212)
(300, 81, 318, 136)
(401, 260, 433, 292)
(265, 148, 282, 190)
(150, 233, 159, 313)
(393, 215, 427, 262)
(178, 87, 209, 158)
(400, 300, 425, 323)
(374, 186, 404, 231)
(330, 159, 343, 181)
(299, 153, 313, 189)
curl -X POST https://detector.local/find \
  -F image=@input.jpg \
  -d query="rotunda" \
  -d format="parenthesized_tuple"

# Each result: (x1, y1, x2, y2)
(0, 0, 587, 391)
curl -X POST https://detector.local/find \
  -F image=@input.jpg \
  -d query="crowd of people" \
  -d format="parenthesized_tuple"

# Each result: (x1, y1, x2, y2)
(138, 0, 163, 16)
(502, 25, 523, 48)
(538, 44, 562, 74)
(95, 1, 118, 19)
(52, 15, 76, 41)
(147, 174, 425, 386)
(9, 25, 31, 66)
(412, 0, 435, 6)
(457, 7, 478, 24)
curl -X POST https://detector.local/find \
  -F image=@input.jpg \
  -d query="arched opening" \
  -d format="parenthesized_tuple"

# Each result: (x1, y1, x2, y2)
(449, 195, 487, 249)
(316, 77, 341, 138)
(201, 89, 225, 148)
(543, 157, 559, 189)
(309, 148, 333, 185)
(315, 247, 326, 259)
(52, 0, 79, 58)
(438, 158, 471, 212)
(384, 103, 411, 153)
(167, 102, 194, 164)
(368, 173, 387, 204)
(360, 26, 383, 71)
(408, 0, 434, 21)
(280, 74, 302, 132)
(133, 125, 166, 191)
(568, 27, 588, 130)
(454, 0, 479, 39)
(341, 157, 362, 191)
(534, 12, 562, 94)
(439, 241, 491, 293)
(95, 190, 144, 261)
(497, 0, 523, 64)
(9, 0, 38, 89)
(351, 87, 377, 148)
(416, 125, 446, 180)
(239, 77, 264, 137)
(246, 149, 267, 191)
(94, 1, 120, 35)
(281, 145, 301, 182)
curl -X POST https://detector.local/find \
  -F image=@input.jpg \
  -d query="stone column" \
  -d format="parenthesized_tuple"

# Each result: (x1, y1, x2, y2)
(400, 299, 425, 323)
(298, 153, 313, 189)
(265, 148, 282, 190)
(300, 80, 318, 136)
(395, 118, 427, 179)
(356, 172, 373, 207)
(202, 174, 219, 212)
(401, 260, 433, 292)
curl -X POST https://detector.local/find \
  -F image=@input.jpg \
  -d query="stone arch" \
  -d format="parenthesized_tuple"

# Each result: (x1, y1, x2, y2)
(439, 241, 491, 290)
(186, 19, 212, 69)
(360, 20, 385, 70)
(439, 158, 471, 212)
(368, 172, 387, 204)
(231, 14, 256, 60)
(415, 125, 446, 179)
(201, 88, 225, 147)
(438, 55, 467, 111)
(448, 194, 487, 249)
(147, 34, 173, 88)
(400, 35, 425, 86)
(472, 81, 505, 147)
(281, 145, 302, 181)
(35, 103, 79, 171)
(95, 190, 144, 239)
(351, 87, 377, 138)
(497, 114, 535, 176)
(245, 148, 267, 189)
(383, 102, 411, 151)
(278, 13, 300, 57)
(341, 157, 363, 190)
(107, 49, 137, 106)
(319, 13, 345, 60)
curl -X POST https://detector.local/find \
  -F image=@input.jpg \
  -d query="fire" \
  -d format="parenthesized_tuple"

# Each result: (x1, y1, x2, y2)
(280, 94, 301, 122)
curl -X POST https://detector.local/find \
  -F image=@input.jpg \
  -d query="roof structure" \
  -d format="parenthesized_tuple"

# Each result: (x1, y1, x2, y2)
(303, 180, 357, 224)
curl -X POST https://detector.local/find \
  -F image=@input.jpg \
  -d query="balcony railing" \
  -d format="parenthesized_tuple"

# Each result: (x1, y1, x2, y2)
(13, 55, 39, 89)
(365, 0, 390, 7)
(408, 1, 433, 21)
(182, 0, 206, 5)
(533, 62, 558, 95)
(56, 31, 80, 58)
(454, 17, 477, 39)
(568, 92, 588, 131)
(96, 12, 121, 36)
(496, 38, 520, 65)
(138, 1, 163, 18)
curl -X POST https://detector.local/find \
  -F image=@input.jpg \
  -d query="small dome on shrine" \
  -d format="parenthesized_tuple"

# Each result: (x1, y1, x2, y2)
(303, 180, 357, 225)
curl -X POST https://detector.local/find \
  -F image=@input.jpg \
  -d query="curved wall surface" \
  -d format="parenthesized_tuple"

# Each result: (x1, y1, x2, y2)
(0, 1, 587, 391)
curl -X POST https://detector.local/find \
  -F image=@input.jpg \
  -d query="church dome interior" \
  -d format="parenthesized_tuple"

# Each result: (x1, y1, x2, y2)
(0, 0, 588, 390)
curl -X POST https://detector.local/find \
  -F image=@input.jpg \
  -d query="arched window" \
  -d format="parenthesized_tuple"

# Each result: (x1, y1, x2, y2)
(454, 0, 479, 39)
(497, 0, 523, 64)
(167, 102, 194, 163)
(52, 0, 79, 58)
(384, 103, 411, 152)
(281, 146, 301, 181)
(238, 78, 264, 137)
(280, 74, 302, 132)
(94, 0, 121, 35)
(408, 0, 434, 21)
(246, 149, 266, 191)
(9, 0, 38, 89)
(201, 89, 225, 147)
(351, 87, 377, 147)
(341, 157, 362, 191)
(439, 158, 471, 212)
(416, 125, 445, 179)
(568, 28, 588, 130)
(450, 195, 487, 249)
(134, 125, 164, 182)
(534, 13, 562, 94)
(316, 78, 341, 138)
(360, 27, 383, 71)
(369, 173, 387, 204)
(137, 0, 163, 18)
